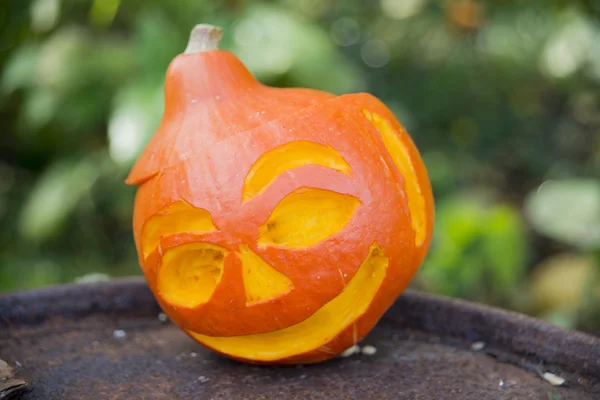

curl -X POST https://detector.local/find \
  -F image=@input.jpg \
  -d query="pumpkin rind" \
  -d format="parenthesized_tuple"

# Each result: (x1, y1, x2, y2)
(127, 25, 434, 364)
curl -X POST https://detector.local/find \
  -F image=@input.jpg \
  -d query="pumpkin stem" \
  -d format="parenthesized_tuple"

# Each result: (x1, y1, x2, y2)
(184, 24, 223, 54)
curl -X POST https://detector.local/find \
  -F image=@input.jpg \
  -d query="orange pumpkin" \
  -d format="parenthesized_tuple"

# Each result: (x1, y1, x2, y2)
(126, 25, 434, 364)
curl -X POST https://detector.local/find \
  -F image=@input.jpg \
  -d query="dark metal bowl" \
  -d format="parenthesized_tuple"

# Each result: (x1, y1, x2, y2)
(1, 277, 599, 399)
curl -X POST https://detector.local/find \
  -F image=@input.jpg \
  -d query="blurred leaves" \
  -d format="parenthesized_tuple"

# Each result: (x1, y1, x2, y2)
(18, 157, 98, 243)
(89, 0, 120, 28)
(418, 191, 528, 305)
(0, 44, 39, 95)
(528, 253, 599, 329)
(525, 179, 600, 250)
(230, 4, 362, 93)
(108, 82, 163, 166)
(30, 0, 61, 33)
(539, 11, 597, 79)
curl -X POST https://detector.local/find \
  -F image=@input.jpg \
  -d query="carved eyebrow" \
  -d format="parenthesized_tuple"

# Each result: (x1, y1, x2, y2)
(141, 201, 217, 258)
(242, 140, 351, 202)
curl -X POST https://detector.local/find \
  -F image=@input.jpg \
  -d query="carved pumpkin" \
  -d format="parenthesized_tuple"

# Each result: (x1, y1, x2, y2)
(126, 25, 434, 364)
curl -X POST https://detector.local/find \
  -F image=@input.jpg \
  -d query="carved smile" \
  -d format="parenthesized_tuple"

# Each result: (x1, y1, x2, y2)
(186, 243, 388, 362)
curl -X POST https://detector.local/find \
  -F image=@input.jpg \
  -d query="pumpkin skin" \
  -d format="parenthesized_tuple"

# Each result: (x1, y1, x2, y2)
(126, 25, 434, 365)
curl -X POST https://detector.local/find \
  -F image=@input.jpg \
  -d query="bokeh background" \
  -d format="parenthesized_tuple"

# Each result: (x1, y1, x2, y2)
(1, 0, 599, 334)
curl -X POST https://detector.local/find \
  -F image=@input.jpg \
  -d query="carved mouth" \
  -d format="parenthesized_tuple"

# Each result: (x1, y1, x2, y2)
(185, 243, 388, 362)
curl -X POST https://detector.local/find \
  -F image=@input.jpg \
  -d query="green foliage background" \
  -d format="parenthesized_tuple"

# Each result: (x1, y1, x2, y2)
(1, 0, 599, 334)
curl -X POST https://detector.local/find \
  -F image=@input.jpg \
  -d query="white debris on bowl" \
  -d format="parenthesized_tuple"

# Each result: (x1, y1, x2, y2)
(113, 329, 127, 339)
(340, 344, 361, 357)
(158, 313, 169, 323)
(361, 345, 377, 356)
(471, 341, 486, 351)
(189, 352, 198, 358)
(499, 379, 504, 387)
(197, 375, 210, 383)
(541, 372, 566, 386)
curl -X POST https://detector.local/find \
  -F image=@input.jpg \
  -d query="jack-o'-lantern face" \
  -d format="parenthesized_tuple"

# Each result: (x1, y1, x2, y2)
(126, 25, 434, 365)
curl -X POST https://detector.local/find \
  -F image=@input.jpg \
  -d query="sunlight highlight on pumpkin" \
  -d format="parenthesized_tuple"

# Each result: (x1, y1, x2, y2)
(187, 243, 388, 361)
(158, 242, 226, 308)
(243, 141, 351, 201)
(141, 201, 217, 258)
(363, 110, 426, 246)
(237, 245, 294, 305)
(258, 188, 361, 248)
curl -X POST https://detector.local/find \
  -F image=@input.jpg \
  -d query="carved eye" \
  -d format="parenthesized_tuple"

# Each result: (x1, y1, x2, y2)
(157, 242, 226, 308)
(258, 188, 361, 249)
(243, 140, 360, 249)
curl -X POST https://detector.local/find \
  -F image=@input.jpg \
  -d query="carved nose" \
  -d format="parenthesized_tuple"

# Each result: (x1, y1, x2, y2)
(236, 245, 294, 306)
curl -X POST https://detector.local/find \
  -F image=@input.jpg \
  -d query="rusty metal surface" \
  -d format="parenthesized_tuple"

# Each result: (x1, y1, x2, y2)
(1, 278, 599, 400)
